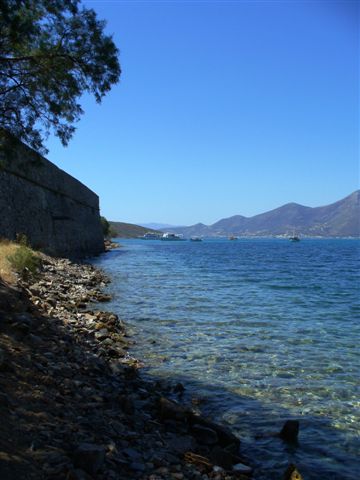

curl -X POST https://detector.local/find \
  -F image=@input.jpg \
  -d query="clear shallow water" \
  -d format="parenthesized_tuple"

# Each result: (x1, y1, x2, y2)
(93, 239, 360, 479)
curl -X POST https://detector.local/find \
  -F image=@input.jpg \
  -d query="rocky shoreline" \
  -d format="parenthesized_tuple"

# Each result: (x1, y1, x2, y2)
(0, 253, 299, 480)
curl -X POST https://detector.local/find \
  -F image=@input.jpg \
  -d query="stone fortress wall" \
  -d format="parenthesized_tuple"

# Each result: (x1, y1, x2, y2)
(0, 135, 104, 258)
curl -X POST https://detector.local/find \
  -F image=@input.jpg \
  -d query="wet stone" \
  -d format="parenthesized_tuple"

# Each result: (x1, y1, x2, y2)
(166, 434, 197, 454)
(160, 397, 189, 421)
(232, 462, 253, 475)
(209, 446, 234, 470)
(191, 424, 219, 445)
(283, 464, 303, 480)
(279, 420, 299, 443)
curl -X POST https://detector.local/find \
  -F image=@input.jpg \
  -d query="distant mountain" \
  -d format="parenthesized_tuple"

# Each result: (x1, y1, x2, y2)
(109, 222, 161, 238)
(169, 191, 360, 238)
(139, 223, 179, 230)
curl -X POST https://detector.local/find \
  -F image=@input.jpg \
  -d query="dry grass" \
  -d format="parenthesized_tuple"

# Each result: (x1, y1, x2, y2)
(0, 239, 20, 284)
(0, 239, 41, 284)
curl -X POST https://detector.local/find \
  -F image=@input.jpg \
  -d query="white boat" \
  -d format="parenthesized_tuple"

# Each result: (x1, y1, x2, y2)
(140, 232, 161, 240)
(161, 232, 185, 241)
(190, 236, 202, 242)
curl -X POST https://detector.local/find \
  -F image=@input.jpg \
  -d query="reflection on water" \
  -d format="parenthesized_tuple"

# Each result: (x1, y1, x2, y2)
(92, 238, 360, 479)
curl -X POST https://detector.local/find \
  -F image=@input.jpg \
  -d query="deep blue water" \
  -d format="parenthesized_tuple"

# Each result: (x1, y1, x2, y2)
(92, 238, 360, 479)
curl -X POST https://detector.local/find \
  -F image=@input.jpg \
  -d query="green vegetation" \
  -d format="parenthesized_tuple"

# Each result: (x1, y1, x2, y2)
(3, 236, 41, 280)
(100, 216, 110, 237)
(7, 244, 41, 280)
(0, 0, 121, 154)
(100, 216, 117, 239)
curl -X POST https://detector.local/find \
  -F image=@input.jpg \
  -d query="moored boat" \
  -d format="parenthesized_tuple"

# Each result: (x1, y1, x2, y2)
(140, 232, 162, 240)
(190, 237, 202, 242)
(288, 230, 300, 242)
(161, 232, 185, 241)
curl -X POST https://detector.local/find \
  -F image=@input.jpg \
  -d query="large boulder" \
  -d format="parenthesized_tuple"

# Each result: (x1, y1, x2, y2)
(191, 424, 219, 445)
(189, 414, 241, 449)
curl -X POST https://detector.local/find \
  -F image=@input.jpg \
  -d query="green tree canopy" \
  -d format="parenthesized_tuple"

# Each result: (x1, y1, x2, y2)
(0, 0, 121, 153)
(100, 216, 110, 237)
(100, 216, 116, 239)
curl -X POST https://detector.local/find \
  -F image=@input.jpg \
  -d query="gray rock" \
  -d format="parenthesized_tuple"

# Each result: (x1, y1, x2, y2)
(73, 443, 106, 475)
(159, 397, 189, 421)
(129, 461, 146, 472)
(95, 328, 109, 340)
(123, 447, 141, 460)
(232, 462, 253, 474)
(96, 293, 112, 302)
(28, 333, 43, 345)
(0, 348, 5, 370)
(66, 468, 94, 480)
(191, 424, 218, 445)
(0, 393, 10, 407)
(189, 414, 240, 448)
(209, 446, 234, 470)
(166, 435, 197, 454)
(14, 313, 33, 325)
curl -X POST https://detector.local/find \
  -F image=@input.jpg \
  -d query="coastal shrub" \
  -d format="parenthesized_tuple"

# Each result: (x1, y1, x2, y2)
(15, 233, 29, 247)
(101, 216, 116, 239)
(101, 216, 110, 237)
(7, 245, 41, 280)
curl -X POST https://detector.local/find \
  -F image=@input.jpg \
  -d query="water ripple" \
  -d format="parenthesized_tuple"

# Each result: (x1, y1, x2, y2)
(93, 238, 360, 480)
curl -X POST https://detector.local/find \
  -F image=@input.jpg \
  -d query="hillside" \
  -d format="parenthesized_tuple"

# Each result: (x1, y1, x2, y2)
(170, 191, 360, 238)
(109, 221, 161, 238)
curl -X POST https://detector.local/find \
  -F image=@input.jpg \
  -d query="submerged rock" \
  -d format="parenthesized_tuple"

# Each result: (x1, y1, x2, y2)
(191, 424, 219, 445)
(209, 446, 234, 470)
(232, 462, 253, 475)
(189, 414, 241, 449)
(159, 397, 190, 421)
(173, 382, 185, 394)
(0, 253, 255, 480)
(283, 463, 303, 480)
(279, 420, 299, 443)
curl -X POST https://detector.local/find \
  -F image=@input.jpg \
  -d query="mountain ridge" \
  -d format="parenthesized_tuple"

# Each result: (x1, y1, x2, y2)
(109, 222, 161, 238)
(169, 191, 360, 237)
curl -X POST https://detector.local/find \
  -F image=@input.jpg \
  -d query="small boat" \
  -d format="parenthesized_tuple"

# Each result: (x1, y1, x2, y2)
(229, 235, 238, 240)
(190, 237, 202, 242)
(289, 230, 300, 242)
(161, 232, 185, 241)
(140, 232, 161, 240)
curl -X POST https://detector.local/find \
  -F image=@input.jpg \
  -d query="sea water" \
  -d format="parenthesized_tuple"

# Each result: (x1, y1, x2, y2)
(92, 238, 360, 479)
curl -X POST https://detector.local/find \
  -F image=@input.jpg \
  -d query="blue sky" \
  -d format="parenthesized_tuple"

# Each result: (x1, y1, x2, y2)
(46, 0, 359, 225)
